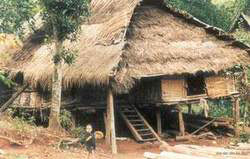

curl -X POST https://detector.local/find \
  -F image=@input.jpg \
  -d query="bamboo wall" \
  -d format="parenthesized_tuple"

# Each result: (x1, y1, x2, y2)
(161, 78, 186, 101)
(134, 75, 237, 104)
(205, 76, 236, 98)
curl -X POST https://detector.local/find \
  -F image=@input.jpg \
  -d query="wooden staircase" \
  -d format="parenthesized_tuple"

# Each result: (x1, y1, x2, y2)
(119, 105, 161, 142)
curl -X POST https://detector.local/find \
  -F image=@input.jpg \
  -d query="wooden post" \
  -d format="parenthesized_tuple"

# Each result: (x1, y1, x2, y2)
(177, 106, 185, 136)
(188, 104, 192, 114)
(107, 87, 117, 154)
(232, 97, 240, 137)
(104, 112, 110, 145)
(156, 108, 162, 136)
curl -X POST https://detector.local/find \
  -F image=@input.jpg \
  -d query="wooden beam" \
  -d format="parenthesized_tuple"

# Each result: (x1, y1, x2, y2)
(232, 97, 240, 137)
(0, 84, 28, 115)
(177, 106, 185, 136)
(156, 108, 162, 136)
(107, 87, 117, 154)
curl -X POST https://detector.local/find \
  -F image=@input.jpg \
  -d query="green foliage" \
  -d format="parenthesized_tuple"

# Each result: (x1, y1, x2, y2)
(234, 29, 250, 45)
(0, 0, 37, 36)
(41, 0, 90, 42)
(208, 100, 233, 118)
(233, 16, 250, 45)
(224, 64, 244, 77)
(165, 0, 248, 31)
(53, 47, 78, 65)
(7, 108, 36, 125)
(236, 132, 250, 143)
(60, 109, 73, 130)
(71, 126, 86, 138)
(0, 71, 16, 88)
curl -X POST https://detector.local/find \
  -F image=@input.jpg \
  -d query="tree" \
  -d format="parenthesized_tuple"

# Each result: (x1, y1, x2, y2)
(41, 0, 89, 130)
(0, 0, 36, 36)
(0, 0, 89, 130)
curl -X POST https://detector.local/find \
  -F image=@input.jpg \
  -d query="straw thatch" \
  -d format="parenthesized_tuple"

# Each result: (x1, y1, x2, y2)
(9, 0, 250, 91)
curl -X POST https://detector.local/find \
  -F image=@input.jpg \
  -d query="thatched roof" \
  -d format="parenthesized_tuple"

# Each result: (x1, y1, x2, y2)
(114, 6, 250, 85)
(9, 0, 250, 91)
(10, 0, 140, 88)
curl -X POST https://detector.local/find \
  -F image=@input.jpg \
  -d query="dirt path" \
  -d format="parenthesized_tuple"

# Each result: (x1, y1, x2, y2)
(0, 137, 233, 159)
(0, 139, 160, 159)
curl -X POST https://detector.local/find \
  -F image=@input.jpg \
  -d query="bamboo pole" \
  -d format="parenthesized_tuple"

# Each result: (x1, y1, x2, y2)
(107, 87, 117, 154)
(0, 84, 28, 115)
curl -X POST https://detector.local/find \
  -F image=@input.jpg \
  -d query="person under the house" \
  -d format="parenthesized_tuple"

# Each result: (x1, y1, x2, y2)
(80, 124, 96, 159)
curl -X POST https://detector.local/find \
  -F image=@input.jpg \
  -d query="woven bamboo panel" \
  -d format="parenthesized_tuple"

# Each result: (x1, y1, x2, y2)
(205, 76, 235, 98)
(161, 79, 186, 101)
(226, 78, 236, 93)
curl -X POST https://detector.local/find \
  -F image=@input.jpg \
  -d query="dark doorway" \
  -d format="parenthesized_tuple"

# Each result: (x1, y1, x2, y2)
(186, 75, 206, 96)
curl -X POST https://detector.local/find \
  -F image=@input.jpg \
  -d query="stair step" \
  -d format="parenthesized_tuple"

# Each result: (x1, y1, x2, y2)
(140, 133, 153, 136)
(129, 119, 143, 122)
(137, 129, 150, 132)
(119, 105, 159, 143)
(126, 115, 138, 118)
(122, 110, 136, 113)
(141, 138, 157, 142)
(133, 124, 145, 127)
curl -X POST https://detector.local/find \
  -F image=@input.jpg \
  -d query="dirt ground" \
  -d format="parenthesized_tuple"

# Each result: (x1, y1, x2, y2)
(0, 136, 233, 159)
(0, 116, 239, 159)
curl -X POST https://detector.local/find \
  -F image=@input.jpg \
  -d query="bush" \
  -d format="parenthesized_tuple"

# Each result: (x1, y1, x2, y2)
(71, 126, 86, 138)
(60, 110, 73, 130)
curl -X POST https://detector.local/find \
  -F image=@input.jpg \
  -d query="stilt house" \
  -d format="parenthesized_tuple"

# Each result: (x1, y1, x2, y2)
(7, 0, 250, 152)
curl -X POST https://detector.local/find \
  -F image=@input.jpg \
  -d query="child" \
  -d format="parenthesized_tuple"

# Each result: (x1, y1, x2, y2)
(80, 124, 96, 159)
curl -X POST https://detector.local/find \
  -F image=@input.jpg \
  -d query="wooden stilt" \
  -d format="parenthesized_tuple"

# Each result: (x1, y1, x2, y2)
(156, 108, 162, 136)
(232, 97, 240, 137)
(188, 104, 192, 114)
(177, 106, 185, 136)
(104, 111, 110, 145)
(107, 87, 117, 154)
